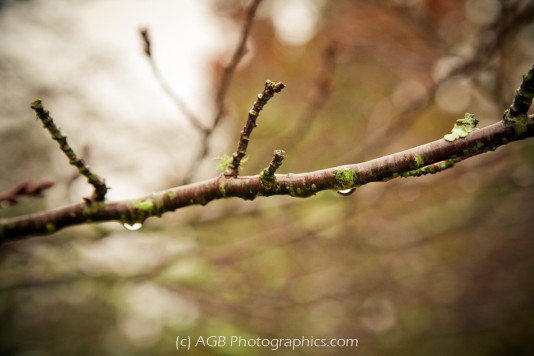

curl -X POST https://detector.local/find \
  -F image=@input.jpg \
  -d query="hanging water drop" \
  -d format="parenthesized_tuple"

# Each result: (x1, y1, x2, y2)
(337, 188, 356, 196)
(122, 222, 143, 231)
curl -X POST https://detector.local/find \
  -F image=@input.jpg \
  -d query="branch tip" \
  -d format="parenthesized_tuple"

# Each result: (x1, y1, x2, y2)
(504, 64, 534, 127)
(225, 80, 286, 178)
(260, 150, 285, 181)
(139, 27, 151, 57)
(0, 180, 55, 206)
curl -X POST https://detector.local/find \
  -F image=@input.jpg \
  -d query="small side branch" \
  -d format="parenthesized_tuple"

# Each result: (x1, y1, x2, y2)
(180, 0, 265, 184)
(260, 150, 285, 179)
(259, 150, 285, 189)
(503, 64, 534, 136)
(139, 27, 208, 133)
(506, 64, 534, 119)
(30, 100, 109, 202)
(0, 180, 54, 206)
(212, 0, 264, 129)
(224, 80, 286, 177)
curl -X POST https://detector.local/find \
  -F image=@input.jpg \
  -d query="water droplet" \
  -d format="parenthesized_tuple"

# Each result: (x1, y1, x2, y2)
(337, 188, 356, 196)
(122, 222, 143, 231)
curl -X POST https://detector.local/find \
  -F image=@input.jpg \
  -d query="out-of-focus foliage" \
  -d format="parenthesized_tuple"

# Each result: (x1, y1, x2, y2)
(1, 0, 534, 355)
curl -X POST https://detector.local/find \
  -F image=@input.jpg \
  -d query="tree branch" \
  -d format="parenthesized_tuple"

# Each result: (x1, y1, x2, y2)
(139, 27, 209, 133)
(3, 64, 533, 242)
(30, 100, 109, 202)
(0, 180, 55, 206)
(2, 114, 533, 242)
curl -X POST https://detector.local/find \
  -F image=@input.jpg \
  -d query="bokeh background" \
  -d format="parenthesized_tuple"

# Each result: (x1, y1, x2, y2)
(1, 0, 533, 355)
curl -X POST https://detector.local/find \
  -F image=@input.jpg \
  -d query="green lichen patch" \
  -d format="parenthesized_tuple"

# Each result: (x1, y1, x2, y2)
(214, 154, 233, 173)
(129, 198, 156, 222)
(410, 154, 425, 170)
(218, 181, 227, 197)
(401, 159, 457, 177)
(46, 223, 57, 233)
(504, 111, 530, 136)
(444, 113, 479, 142)
(81, 201, 105, 217)
(134, 198, 155, 212)
(259, 172, 274, 191)
(333, 167, 357, 190)
(215, 154, 248, 173)
(285, 183, 318, 198)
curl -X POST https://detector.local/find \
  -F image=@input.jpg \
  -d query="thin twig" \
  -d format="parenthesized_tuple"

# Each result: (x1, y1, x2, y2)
(289, 41, 338, 141)
(259, 150, 285, 189)
(212, 0, 264, 130)
(181, 0, 264, 184)
(139, 27, 209, 133)
(0, 180, 55, 206)
(505, 64, 534, 119)
(224, 80, 286, 177)
(30, 100, 109, 202)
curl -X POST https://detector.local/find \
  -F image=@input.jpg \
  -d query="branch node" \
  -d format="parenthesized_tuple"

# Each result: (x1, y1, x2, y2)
(31, 99, 109, 202)
(224, 80, 286, 178)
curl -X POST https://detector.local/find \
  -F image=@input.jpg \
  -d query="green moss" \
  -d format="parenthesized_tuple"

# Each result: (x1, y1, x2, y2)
(444, 113, 479, 142)
(46, 223, 56, 233)
(214, 154, 233, 172)
(215, 154, 248, 173)
(333, 167, 356, 190)
(511, 114, 530, 136)
(382, 172, 399, 182)
(401, 159, 457, 177)
(134, 198, 155, 213)
(81, 201, 105, 216)
(411, 155, 425, 170)
(166, 191, 176, 200)
(129, 198, 156, 222)
(259, 171, 273, 191)
(218, 181, 227, 197)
